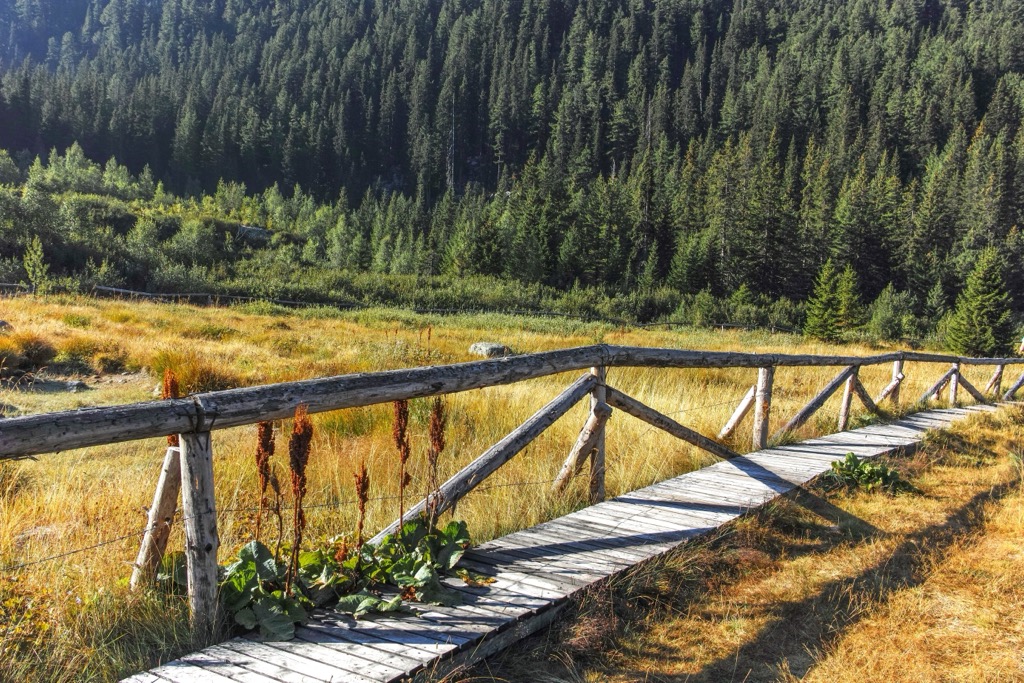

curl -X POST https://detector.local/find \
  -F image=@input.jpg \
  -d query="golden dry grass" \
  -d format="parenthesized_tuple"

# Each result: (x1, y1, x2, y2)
(465, 407, 1024, 683)
(0, 294, 1013, 681)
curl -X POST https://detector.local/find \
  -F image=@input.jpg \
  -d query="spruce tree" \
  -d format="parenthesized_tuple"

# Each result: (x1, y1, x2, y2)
(836, 264, 864, 331)
(804, 259, 842, 342)
(945, 248, 1015, 357)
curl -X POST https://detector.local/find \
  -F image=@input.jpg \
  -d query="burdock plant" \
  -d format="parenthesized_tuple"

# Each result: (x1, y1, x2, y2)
(393, 399, 411, 536)
(286, 405, 313, 594)
(426, 397, 447, 527)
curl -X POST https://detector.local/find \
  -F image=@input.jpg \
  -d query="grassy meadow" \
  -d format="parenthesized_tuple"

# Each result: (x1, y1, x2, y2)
(470, 407, 1024, 683)
(0, 294, 1012, 681)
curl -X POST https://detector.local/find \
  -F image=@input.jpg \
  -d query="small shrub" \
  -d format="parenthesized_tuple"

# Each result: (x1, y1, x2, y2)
(0, 337, 28, 373)
(148, 348, 238, 393)
(5, 332, 56, 368)
(91, 351, 128, 374)
(180, 323, 237, 341)
(61, 313, 91, 328)
(824, 453, 918, 494)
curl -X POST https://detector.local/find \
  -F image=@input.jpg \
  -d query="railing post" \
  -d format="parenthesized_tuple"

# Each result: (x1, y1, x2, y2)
(753, 366, 774, 449)
(179, 431, 219, 641)
(891, 359, 904, 405)
(949, 363, 960, 405)
(985, 365, 1004, 396)
(589, 366, 607, 503)
(837, 369, 856, 431)
(130, 445, 182, 589)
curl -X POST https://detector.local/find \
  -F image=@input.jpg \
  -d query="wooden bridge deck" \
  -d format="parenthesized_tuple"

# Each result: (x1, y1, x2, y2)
(124, 404, 1004, 683)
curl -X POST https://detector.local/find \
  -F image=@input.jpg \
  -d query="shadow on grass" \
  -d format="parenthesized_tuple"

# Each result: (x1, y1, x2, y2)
(659, 477, 1020, 682)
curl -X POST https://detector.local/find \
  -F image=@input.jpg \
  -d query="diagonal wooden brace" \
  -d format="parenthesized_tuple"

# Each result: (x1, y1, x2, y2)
(553, 401, 613, 493)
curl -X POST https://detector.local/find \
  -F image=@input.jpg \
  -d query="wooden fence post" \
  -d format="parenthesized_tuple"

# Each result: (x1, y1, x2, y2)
(718, 385, 756, 440)
(130, 445, 181, 589)
(589, 366, 607, 504)
(949, 363, 960, 405)
(179, 431, 219, 641)
(753, 367, 774, 449)
(890, 359, 903, 405)
(837, 370, 856, 431)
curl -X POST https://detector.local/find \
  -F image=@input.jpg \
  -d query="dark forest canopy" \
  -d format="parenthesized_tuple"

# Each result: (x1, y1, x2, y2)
(1, 0, 1024, 321)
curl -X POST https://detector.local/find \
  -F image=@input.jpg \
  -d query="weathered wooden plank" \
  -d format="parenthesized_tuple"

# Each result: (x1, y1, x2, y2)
(370, 373, 596, 544)
(178, 651, 282, 683)
(251, 634, 408, 681)
(552, 400, 612, 493)
(605, 387, 740, 461)
(217, 637, 381, 682)
(145, 660, 239, 683)
(132, 445, 181, 589)
(294, 625, 430, 672)
(195, 644, 326, 683)
(719, 385, 756, 440)
(179, 431, 219, 640)
(301, 617, 453, 659)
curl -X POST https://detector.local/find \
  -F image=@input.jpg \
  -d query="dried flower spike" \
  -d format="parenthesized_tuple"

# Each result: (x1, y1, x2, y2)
(161, 368, 180, 447)
(253, 421, 275, 542)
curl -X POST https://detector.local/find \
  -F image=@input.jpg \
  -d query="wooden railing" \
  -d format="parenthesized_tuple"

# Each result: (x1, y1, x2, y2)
(2, 344, 1022, 638)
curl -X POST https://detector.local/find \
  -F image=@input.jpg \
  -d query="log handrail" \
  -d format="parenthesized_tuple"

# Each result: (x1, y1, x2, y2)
(3, 344, 1023, 461)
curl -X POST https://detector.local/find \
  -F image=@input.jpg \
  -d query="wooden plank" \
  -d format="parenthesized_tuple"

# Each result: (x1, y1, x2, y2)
(217, 637, 381, 682)
(605, 387, 740, 461)
(196, 644, 327, 683)
(178, 651, 282, 683)
(552, 400, 612, 493)
(294, 625, 430, 671)
(178, 431, 219, 640)
(146, 661, 239, 683)
(719, 384, 756, 439)
(251, 635, 409, 681)
(370, 373, 596, 543)
(301, 617, 456, 659)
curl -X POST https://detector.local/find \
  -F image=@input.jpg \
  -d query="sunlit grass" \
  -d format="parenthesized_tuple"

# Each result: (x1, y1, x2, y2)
(0, 294, 1005, 681)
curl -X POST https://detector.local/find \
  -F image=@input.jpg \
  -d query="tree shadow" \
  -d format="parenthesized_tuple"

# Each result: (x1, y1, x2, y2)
(652, 477, 1019, 683)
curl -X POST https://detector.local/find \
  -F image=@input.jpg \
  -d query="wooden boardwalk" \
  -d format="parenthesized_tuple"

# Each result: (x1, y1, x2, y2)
(124, 404, 1003, 683)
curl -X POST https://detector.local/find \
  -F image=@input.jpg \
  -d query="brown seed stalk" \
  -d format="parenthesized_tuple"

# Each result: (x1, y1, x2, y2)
(161, 368, 180, 447)
(286, 405, 314, 594)
(426, 397, 447, 527)
(353, 459, 370, 556)
(254, 421, 275, 543)
(393, 399, 411, 538)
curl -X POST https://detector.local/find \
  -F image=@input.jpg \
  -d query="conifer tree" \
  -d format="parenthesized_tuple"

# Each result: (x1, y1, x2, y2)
(945, 248, 1015, 357)
(804, 259, 842, 342)
(836, 264, 864, 331)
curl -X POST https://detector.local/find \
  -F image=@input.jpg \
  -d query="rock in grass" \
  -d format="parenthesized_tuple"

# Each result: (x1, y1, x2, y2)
(0, 320, 11, 334)
(468, 342, 512, 358)
(66, 380, 89, 393)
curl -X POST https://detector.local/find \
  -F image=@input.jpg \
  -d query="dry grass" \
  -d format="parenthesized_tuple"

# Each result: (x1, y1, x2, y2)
(0, 294, 1008, 681)
(464, 407, 1024, 683)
